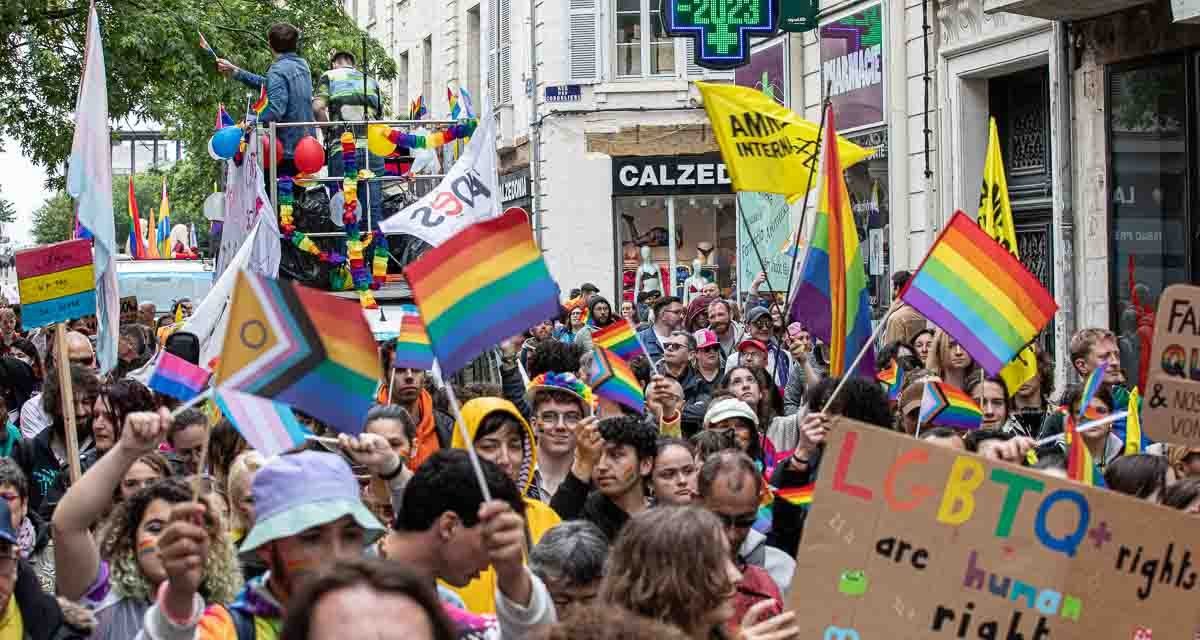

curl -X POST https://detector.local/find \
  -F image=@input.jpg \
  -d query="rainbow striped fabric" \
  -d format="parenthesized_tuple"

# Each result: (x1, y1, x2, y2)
(877, 359, 904, 403)
(901, 212, 1057, 376)
(919, 381, 983, 431)
(1066, 414, 1105, 487)
(591, 319, 643, 361)
(214, 387, 308, 457)
(1077, 362, 1107, 419)
(216, 271, 380, 434)
(789, 104, 874, 378)
(774, 483, 815, 506)
(404, 210, 561, 375)
(589, 347, 644, 412)
(252, 85, 268, 117)
(127, 176, 146, 259)
(392, 304, 434, 371)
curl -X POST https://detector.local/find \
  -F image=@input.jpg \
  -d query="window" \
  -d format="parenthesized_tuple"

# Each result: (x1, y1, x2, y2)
(422, 36, 433, 107)
(468, 6, 482, 113)
(397, 52, 409, 117)
(614, 0, 673, 78)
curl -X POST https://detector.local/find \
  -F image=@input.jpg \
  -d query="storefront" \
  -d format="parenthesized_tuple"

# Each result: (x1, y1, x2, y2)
(611, 153, 736, 305)
(820, 3, 891, 318)
(499, 167, 532, 212)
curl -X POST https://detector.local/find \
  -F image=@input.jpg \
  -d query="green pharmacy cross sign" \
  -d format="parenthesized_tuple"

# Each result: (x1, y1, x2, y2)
(661, 0, 780, 70)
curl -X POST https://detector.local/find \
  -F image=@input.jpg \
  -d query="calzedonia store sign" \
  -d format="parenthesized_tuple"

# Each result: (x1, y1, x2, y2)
(612, 154, 734, 196)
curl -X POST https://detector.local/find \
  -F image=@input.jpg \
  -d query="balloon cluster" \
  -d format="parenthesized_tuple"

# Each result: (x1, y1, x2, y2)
(366, 120, 477, 157)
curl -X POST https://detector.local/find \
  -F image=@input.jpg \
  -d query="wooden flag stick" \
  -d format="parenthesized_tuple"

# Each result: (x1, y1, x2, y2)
(171, 388, 215, 503)
(54, 323, 82, 483)
(434, 365, 492, 502)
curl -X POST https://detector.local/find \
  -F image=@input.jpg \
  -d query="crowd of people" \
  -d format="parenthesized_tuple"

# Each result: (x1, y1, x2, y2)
(0, 258, 1189, 639)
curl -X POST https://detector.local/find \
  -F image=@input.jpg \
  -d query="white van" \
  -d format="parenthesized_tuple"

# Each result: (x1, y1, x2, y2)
(116, 257, 215, 317)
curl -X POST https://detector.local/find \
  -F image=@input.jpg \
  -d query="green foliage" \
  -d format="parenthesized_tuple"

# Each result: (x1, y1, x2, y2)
(31, 165, 215, 252)
(0, 197, 15, 225)
(1, 0, 395, 198)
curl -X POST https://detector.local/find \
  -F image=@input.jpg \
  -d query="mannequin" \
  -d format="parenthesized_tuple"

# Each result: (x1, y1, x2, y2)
(637, 246, 662, 298)
(683, 258, 709, 304)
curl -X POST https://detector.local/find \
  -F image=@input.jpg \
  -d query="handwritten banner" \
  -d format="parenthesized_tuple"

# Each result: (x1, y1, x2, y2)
(790, 419, 1198, 639)
(15, 240, 96, 329)
(1142, 284, 1200, 445)
(737, 192, 794, 293)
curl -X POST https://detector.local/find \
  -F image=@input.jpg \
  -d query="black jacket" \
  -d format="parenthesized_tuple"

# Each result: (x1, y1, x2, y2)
(766, 446, 823, 558)
(14, 558, 92, 640)
(11, 428, 94, 522)
(549, 471, 630, 543)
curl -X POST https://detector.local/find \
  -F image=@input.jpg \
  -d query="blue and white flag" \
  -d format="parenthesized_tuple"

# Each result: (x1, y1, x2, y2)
(66, 1, 118, 373)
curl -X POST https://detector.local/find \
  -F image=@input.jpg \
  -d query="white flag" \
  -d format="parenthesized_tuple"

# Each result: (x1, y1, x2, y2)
(216, 129, 281, 279)
(66, 1, 118, 373)
(379, 97, 500, 246)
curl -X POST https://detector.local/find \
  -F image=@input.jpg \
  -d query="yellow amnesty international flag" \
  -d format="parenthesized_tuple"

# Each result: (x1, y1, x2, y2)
(696, 81, 873, 203)
(979, 116, 1038, 396)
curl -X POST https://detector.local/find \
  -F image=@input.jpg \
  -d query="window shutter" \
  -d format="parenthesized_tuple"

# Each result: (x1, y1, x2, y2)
(684, 40, 704, 78)
(499, 0, 513, 103)
(568, 0, 600, 83)
(487, 0, 498, 104)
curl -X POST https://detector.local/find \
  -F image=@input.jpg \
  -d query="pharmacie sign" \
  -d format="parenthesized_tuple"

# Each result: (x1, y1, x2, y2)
(612, 154, 734, 196)
(819, 4, 885, 131)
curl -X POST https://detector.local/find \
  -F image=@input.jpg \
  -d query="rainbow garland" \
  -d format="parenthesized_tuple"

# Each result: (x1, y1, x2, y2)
(369, 120, 477, 157)
(277, 134, 387, 309)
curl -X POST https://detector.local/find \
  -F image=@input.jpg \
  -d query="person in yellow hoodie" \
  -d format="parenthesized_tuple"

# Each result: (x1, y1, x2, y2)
(448, 397, 562, 614)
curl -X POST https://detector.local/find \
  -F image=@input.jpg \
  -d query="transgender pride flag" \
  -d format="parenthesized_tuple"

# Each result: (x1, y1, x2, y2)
(214, 388, 308, 457)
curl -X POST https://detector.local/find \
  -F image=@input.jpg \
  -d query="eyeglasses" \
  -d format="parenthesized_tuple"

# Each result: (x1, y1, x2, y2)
(714, 511, 759, 530)
(538, 411, 582, 427)
(663, 343, 689, 352)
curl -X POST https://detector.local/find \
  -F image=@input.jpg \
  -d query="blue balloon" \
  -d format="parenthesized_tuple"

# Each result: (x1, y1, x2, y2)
(210, 126, 243, 159)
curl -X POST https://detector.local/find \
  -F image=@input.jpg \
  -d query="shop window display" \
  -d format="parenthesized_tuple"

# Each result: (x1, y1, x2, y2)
(614, 195, 736, 306)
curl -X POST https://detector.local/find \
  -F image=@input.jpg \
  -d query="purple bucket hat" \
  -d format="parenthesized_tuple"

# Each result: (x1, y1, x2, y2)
(239, 450, 384, 555)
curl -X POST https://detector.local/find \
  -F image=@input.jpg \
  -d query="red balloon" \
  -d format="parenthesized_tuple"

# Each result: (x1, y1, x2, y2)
(294, 136, 325, 174)
(261, 135, 283, 167)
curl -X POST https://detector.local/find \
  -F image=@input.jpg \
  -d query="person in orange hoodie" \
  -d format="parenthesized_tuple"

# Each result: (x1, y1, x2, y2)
(446, 397, 562, 614)
(380, 367, 454, 470)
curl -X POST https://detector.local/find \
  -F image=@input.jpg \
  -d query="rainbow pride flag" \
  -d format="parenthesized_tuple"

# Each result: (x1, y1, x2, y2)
(591, 319, 643, 361)
(877, 359, 904, 403)
(774, 483, 815, 506)
(900, 212, 1057, 376)
(404, 210, 561, 375)
(148, 351, 211, 402)
(1078, 362, 1107, 419)
(447, 87, 461, 119)
(589, 347, 644, 412)
(1066, 414, 1105, 487)
(392, 304, 434, 371)
(919, 381, 982, 431)
(216, 271, 380, 434)
(252, 85, 268, 117)
(126, 176, 146, 259)
(788, 104, 874, 378)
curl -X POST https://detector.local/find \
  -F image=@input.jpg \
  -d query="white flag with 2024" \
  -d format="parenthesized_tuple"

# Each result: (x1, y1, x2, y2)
(378, 97, 500, 247)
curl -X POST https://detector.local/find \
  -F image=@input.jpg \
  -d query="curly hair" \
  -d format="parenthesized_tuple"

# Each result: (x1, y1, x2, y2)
(601, 506, 734, 636)
(598, 416, 658, 461)
(527, 339, 584, 379)
(100, 478, 242, 603)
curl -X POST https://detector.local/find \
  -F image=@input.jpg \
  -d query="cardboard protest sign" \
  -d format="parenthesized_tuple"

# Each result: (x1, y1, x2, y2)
(1142, 284, 1200, 445)
(15, 240, 96, 329)
(120, 296, 139, 324)
(790, 419, 1199, 639)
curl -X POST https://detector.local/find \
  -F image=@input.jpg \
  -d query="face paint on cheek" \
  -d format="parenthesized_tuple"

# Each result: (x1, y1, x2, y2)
(283, 554, 319, 575)
(136, 538, 158, 557)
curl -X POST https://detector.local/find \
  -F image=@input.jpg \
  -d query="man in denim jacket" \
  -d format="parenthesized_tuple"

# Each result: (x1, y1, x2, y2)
(216, 23, 315, 177)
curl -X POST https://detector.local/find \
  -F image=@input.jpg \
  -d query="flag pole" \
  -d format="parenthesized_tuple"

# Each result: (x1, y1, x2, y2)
(1034, 410, 1129, 447)
(435, 364, 493, 502)
(782, 83, 833, 314)
(819, 301, 897, 415)
(736, 193, 781, 293)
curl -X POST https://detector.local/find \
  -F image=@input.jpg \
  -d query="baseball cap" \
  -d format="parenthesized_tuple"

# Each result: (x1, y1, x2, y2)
(737, 338, 767, 354)
(703, 398, 759, 428)
(239, 451, 385, 558)
(746, 307, 770, 325)
(693, 329, 719, 350)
